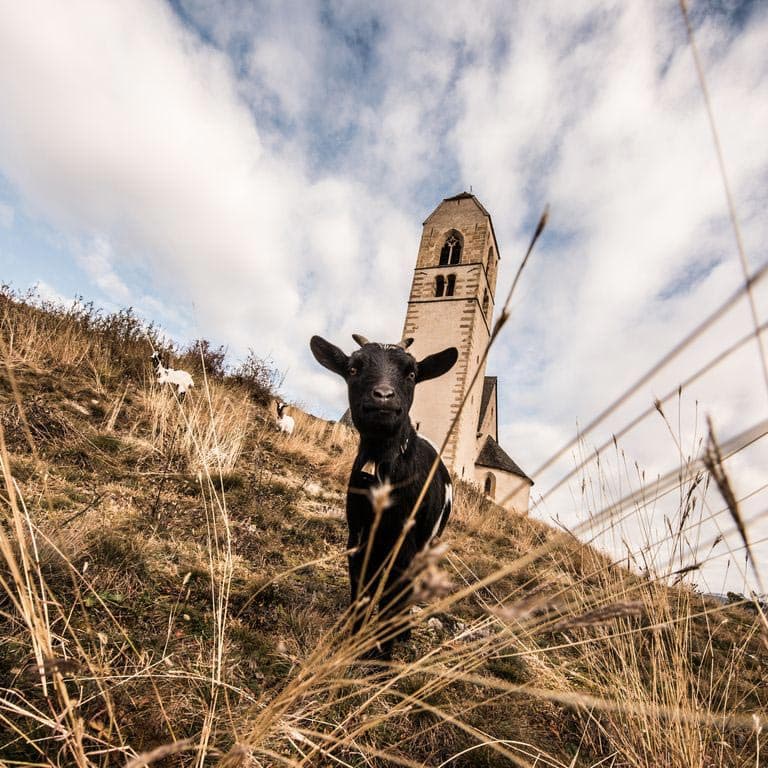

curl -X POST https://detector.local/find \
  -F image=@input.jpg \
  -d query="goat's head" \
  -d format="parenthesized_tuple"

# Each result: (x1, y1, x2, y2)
(150, 351, 162, 371)
(276, 401, 286, 417)
(310, 334, 457, 436)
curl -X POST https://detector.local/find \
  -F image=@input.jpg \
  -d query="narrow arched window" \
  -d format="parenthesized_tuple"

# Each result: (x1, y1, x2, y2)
(484, 473, 496, 499)
(435, 275, 445, 297)
(482, 289, 489, 316)
(440, 233, 462, 265)
(446, 274, 456, 296)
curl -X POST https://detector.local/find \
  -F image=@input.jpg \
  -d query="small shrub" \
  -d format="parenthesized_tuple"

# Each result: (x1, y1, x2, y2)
(178, 338, 228, 380)
(231, 348, 280, 405)
(0, 285, 170, 382)
(94, 306, 169, 379)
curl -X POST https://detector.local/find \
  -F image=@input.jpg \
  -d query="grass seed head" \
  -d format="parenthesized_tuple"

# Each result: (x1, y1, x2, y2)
(368, 479, 394, 517)
(548, 601, 645, 632)
(412, 563, 454, 603)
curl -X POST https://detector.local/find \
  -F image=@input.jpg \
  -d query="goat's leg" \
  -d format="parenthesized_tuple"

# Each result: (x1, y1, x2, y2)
(348, 542, 366, 635)
(377, 559, 415, 657)
(348, 572, 369, 636)
(350, 553, 393, 660)
(348, 529, 382, 636)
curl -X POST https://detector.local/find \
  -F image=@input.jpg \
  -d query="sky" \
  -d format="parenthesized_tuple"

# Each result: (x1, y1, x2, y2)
(1, 0, 767, 594)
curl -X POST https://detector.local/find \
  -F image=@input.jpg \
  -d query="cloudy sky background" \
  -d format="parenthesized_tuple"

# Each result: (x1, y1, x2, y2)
(1, 0, 766, 594)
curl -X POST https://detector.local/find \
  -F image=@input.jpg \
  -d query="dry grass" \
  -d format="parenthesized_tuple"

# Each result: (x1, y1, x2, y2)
(1, 271, 767, 767)
(277, 408, 358, 487)
(0, 285, 169, 389)
(144, 380, 255, 474)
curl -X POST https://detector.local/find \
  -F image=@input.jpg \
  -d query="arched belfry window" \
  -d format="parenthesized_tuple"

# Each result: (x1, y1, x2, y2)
(439, 232, 462, 266)
(434, 275, 445, 297)
(446, 274, 456, 296)
(484, 473, 496, 499)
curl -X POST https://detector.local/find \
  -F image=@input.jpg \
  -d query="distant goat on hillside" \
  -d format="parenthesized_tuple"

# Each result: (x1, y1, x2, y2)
(151, 352, 194, 398)
(310, 332, 457, 658)
(275, 401, 295, 435)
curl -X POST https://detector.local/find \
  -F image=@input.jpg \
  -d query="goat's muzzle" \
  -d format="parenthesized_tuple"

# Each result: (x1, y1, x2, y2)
(361, 400, 403, 425)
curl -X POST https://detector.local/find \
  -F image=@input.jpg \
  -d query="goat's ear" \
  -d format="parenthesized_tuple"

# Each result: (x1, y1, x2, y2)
(310, 336, 349, 377)
(416, 347, 458, 383)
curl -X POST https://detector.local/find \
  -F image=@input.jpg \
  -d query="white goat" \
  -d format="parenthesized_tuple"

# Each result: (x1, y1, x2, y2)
(276, 401, 295, 435)
(151, 352, 194, 397)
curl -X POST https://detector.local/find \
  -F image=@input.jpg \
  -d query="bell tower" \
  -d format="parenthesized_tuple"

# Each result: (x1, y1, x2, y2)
(402, 192, 501, 480)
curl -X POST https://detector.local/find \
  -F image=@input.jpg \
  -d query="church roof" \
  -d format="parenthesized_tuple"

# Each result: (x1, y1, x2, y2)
(423, 191, 501, 258)
(443, 191, 492, 218)
(477, 376, 497, 431)
(476, 436, 533, 483)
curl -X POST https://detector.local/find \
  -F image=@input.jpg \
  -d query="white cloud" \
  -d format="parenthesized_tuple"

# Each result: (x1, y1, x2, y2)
(0, 201, 13, 228)
(76, 236, 132, 304)
(0, 1, 414, 398)
(446, 1, 768, 590)
(33, 280, 70, 307)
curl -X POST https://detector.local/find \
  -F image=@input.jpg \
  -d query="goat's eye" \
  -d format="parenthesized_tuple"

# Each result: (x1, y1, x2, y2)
(348, 367, 358, 377)
(407, 370, 416, 382)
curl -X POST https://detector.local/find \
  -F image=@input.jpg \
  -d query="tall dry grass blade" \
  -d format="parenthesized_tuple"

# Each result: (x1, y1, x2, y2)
(123, 738, 195, 768)
(679, 0, 768, 402)
(546, 600, 644, 632)
(535, 319, 768, 508)
(703, 419, 768, 649)
(0, 426, 93, 766)
(508, 259, 768, 512)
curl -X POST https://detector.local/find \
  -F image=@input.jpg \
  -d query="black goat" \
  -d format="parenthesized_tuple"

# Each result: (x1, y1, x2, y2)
(310, 333, 458, 656)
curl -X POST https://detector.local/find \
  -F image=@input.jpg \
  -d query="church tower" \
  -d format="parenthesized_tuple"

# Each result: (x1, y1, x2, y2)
(402, 192, 501, 480)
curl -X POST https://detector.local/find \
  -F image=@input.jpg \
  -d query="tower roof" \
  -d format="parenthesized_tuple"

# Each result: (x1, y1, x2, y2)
(423, 191, 501, 258)
(443, 191, 492, 217)
(476, 435, 533, 484)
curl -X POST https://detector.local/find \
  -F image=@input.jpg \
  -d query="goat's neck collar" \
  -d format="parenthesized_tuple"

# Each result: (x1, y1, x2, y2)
(357, 423, 415, 479)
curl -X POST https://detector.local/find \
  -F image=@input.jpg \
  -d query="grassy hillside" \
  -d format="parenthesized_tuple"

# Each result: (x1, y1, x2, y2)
(1, 287, 766, 767)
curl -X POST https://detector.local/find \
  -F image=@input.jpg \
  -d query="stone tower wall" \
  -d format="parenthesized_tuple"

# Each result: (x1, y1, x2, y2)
(403, 195, 501, 479)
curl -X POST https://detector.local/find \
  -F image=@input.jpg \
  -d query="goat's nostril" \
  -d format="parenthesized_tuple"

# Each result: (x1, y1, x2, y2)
(373, 386, 395, 401)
